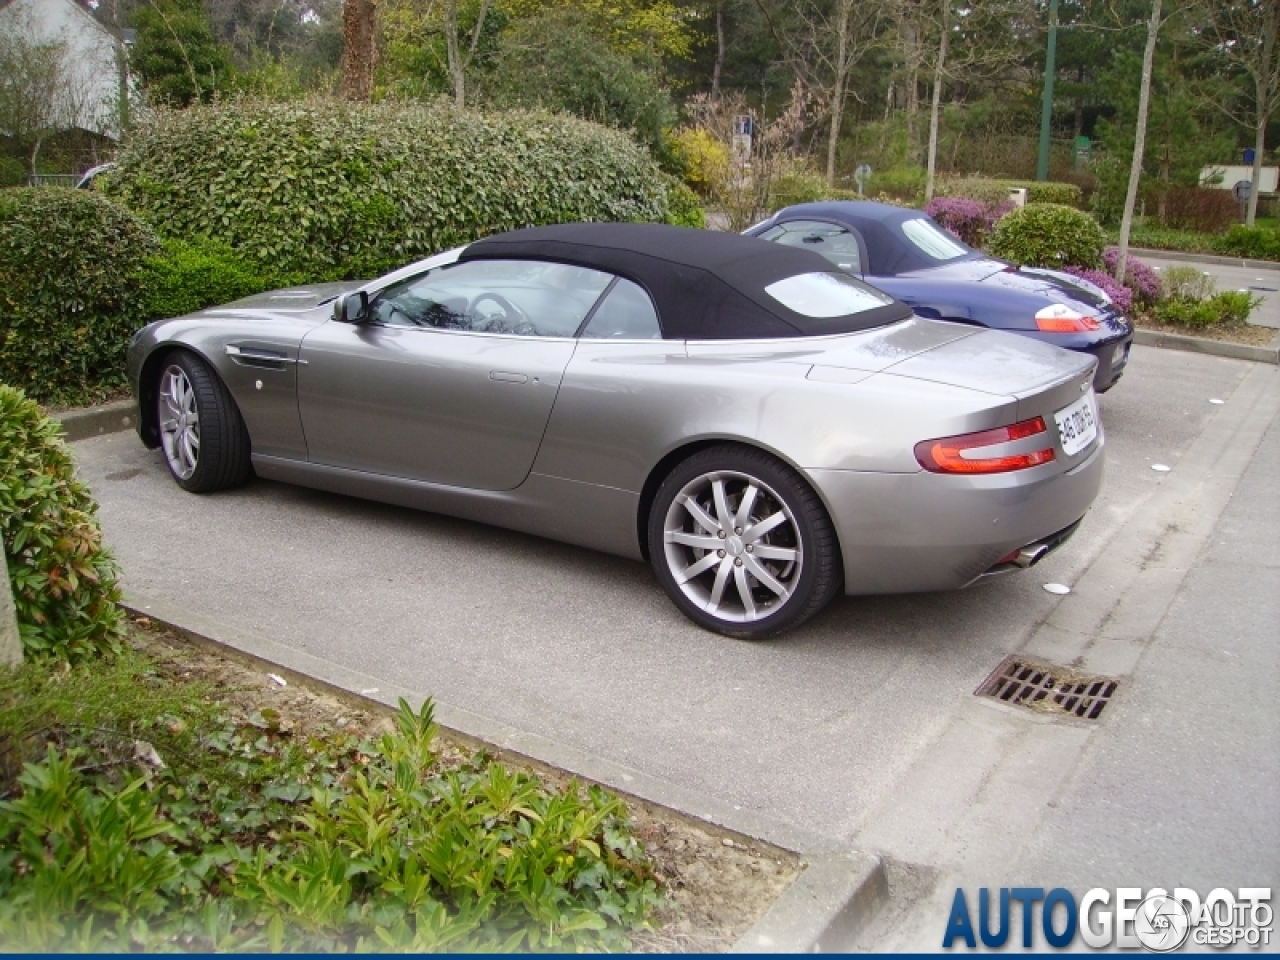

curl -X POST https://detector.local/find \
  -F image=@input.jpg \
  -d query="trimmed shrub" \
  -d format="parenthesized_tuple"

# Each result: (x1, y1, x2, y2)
(1214, 225, 1280, 261)
(662, 177, 705, 228)
(0, 386, 125, 661)
(107, 99, 668, 282)
(0, 188, 159, 406)
(938, 176, 1083, 209)
(139, 238, 275, 319)
(1159, 187, 1237, 233)
(988, 203, 1107, 269)
(770, 168, 830, 207)
(1025, 181, 1084, 208)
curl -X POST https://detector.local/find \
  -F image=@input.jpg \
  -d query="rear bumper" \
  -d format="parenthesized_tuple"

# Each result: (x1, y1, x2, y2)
(1086, 335, 1132, 393)
(809, 437, 1105, 595)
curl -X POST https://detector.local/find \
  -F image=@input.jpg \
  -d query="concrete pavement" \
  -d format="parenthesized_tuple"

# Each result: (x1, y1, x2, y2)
(70, 345, 1280, 947)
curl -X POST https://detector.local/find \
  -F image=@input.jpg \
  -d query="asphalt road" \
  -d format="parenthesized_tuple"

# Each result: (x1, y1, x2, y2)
(71, 345, 1276, 865)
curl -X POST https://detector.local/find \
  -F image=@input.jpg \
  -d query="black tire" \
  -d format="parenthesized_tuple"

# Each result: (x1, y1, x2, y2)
(155, 350, 252, 493)
(647, 444, 842, 640)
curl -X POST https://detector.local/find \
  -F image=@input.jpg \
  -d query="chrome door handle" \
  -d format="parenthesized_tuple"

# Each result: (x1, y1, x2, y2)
(489, 371, 528, 383)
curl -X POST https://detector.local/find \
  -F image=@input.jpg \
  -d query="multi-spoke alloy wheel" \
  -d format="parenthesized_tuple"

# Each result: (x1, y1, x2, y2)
(159, 365, 200, 480)
(153, 351, 252, 493)
(648, 445, 841, 639)
(663, 471, 801, 623)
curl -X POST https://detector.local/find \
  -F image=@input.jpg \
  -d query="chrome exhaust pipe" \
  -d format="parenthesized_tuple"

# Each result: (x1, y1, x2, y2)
(1015, 544, 1049, 568)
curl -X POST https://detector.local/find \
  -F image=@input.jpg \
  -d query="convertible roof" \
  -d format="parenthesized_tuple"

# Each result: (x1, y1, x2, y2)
(769, 201, 978, 276)
(459, 222, 912, 340)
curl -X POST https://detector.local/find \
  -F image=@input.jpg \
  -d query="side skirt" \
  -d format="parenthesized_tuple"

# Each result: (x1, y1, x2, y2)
(251, 455, 645, 561)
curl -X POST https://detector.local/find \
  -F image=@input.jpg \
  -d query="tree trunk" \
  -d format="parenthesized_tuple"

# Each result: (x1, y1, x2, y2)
(826, 0, 852, 188)
(1115, 0, 1162, 285)
(444, 0, 464, 107)
(924, 0, 948, 201)
(340, 0, 377, 101)
(711, 0, 725, 102)
(29, 135, 43, 178)
(0, 547, 21, 666)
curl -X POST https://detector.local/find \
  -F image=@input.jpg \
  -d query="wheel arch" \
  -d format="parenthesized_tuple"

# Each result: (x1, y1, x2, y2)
(635, 436, 848, 570)
(136, 342, 224, 449)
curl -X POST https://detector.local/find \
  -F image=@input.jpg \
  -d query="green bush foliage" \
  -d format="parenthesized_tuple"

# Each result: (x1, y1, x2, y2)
(1160, 265, 1216, 301)
(1153, 291, 1259, 327)
(1024, 181, 1084, 207)
(139, 238, 275, 319)
(1214, 225, 1280, 261)
(0, 386, 125, 661)
(769, 169, 831, 207)
(108, 99, 669, 282)
(867, 167, 926, 204)
(0, 691, 662, 951)
(987, 203, 1107, 269)
(0, 189, 159, 406)
(662, 177, 705, 228)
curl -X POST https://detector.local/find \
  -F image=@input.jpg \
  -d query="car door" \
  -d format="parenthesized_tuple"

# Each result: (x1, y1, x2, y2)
(754, 219, 867, 277)
(296, 259, 613, 491)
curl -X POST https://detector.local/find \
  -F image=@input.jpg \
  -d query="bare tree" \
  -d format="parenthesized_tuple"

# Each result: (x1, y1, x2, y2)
(442, 0, 491, 107)
(1115, 0, 1164, 284)
(341, 0, 377, 100)
(0, 12, 99, 175)
(688, 81, 811, 230)
(1194, 0, 1280, 225)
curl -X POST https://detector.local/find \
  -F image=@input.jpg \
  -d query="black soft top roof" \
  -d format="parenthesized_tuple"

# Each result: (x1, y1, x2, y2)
(459, 222, 912, 339)
(769, 201, 979, 276)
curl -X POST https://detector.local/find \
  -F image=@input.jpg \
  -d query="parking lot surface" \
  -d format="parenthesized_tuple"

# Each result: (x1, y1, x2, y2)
(74, 346, 1276, 854)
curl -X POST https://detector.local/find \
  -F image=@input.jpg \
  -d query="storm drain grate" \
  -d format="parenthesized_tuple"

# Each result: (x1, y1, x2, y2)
(977, 656, 1119, 721)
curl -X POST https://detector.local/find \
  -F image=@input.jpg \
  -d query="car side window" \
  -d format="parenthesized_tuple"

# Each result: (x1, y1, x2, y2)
(759, 220, 862, 274)
(369, 259, 612, 337)
(579, 278, 662, 340)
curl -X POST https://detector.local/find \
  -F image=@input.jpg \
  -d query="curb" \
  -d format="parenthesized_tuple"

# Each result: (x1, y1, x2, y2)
(1133, 328, 1280, 364)
(121, 594, 890, 951)
(52, 399, 137, 442)
(1129, 247, 1280, 271)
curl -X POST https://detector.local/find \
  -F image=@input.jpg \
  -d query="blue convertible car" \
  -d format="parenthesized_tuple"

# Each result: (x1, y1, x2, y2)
(745, 201, 1133, 392)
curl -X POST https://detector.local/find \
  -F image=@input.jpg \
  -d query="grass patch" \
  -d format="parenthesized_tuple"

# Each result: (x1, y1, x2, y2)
(0, 633, 663, 952)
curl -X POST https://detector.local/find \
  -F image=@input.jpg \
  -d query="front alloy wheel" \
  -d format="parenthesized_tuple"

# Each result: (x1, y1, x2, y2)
(649, 446, 840, 639)
(159, 364, 200, 480)
(154, 350, 252, 493)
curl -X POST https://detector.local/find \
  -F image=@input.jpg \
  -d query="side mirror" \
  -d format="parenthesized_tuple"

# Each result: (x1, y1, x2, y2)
(335, 291, 369, 324)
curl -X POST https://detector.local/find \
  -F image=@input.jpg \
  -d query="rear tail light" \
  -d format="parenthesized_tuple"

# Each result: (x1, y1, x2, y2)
(915, 417, 1056, 474)
(1035, 304, 1100, 333)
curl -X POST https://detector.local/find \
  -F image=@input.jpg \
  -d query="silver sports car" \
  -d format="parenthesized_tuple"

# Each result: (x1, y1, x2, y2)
(127, 223, 1104, 639)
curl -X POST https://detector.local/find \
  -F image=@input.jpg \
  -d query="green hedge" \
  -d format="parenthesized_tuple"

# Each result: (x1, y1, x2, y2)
(988, 203, 1107, 269)
(0, 386, 125, 661)
(0, 189, 159, 406)
(108, 99, 669, 281)
(662, 177, 705, 228)
(939, 176, 1083, 209)
(1215, 225, 1280, 261)
(139, 237, 275, 319)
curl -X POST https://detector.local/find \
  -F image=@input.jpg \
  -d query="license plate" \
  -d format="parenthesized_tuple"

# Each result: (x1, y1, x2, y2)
(1113, 342, 1129, 366)
(1054, 392, 1098, 457)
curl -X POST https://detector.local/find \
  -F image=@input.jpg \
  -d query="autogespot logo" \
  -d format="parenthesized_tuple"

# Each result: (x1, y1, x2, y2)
(942, 886, 1273, 951)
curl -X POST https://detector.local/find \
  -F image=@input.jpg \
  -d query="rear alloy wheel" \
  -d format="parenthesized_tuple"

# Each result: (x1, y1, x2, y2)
(648, 445, 841, 639)
(157, 351, 251, 493)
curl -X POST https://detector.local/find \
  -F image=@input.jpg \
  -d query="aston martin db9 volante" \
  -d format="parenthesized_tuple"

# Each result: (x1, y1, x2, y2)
(745, 201, 1133, 392)
(128, 223, 1104, 639)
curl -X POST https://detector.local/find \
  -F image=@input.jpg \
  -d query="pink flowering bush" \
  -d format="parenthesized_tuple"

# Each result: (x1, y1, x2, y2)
(924, 196, 1012, 247)
(1102, 247, 1161, 307)
(1062, 267, 1134, 314)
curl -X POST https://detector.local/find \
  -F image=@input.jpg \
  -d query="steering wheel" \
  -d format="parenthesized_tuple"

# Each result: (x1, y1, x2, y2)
(469, 293, 529, 332)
